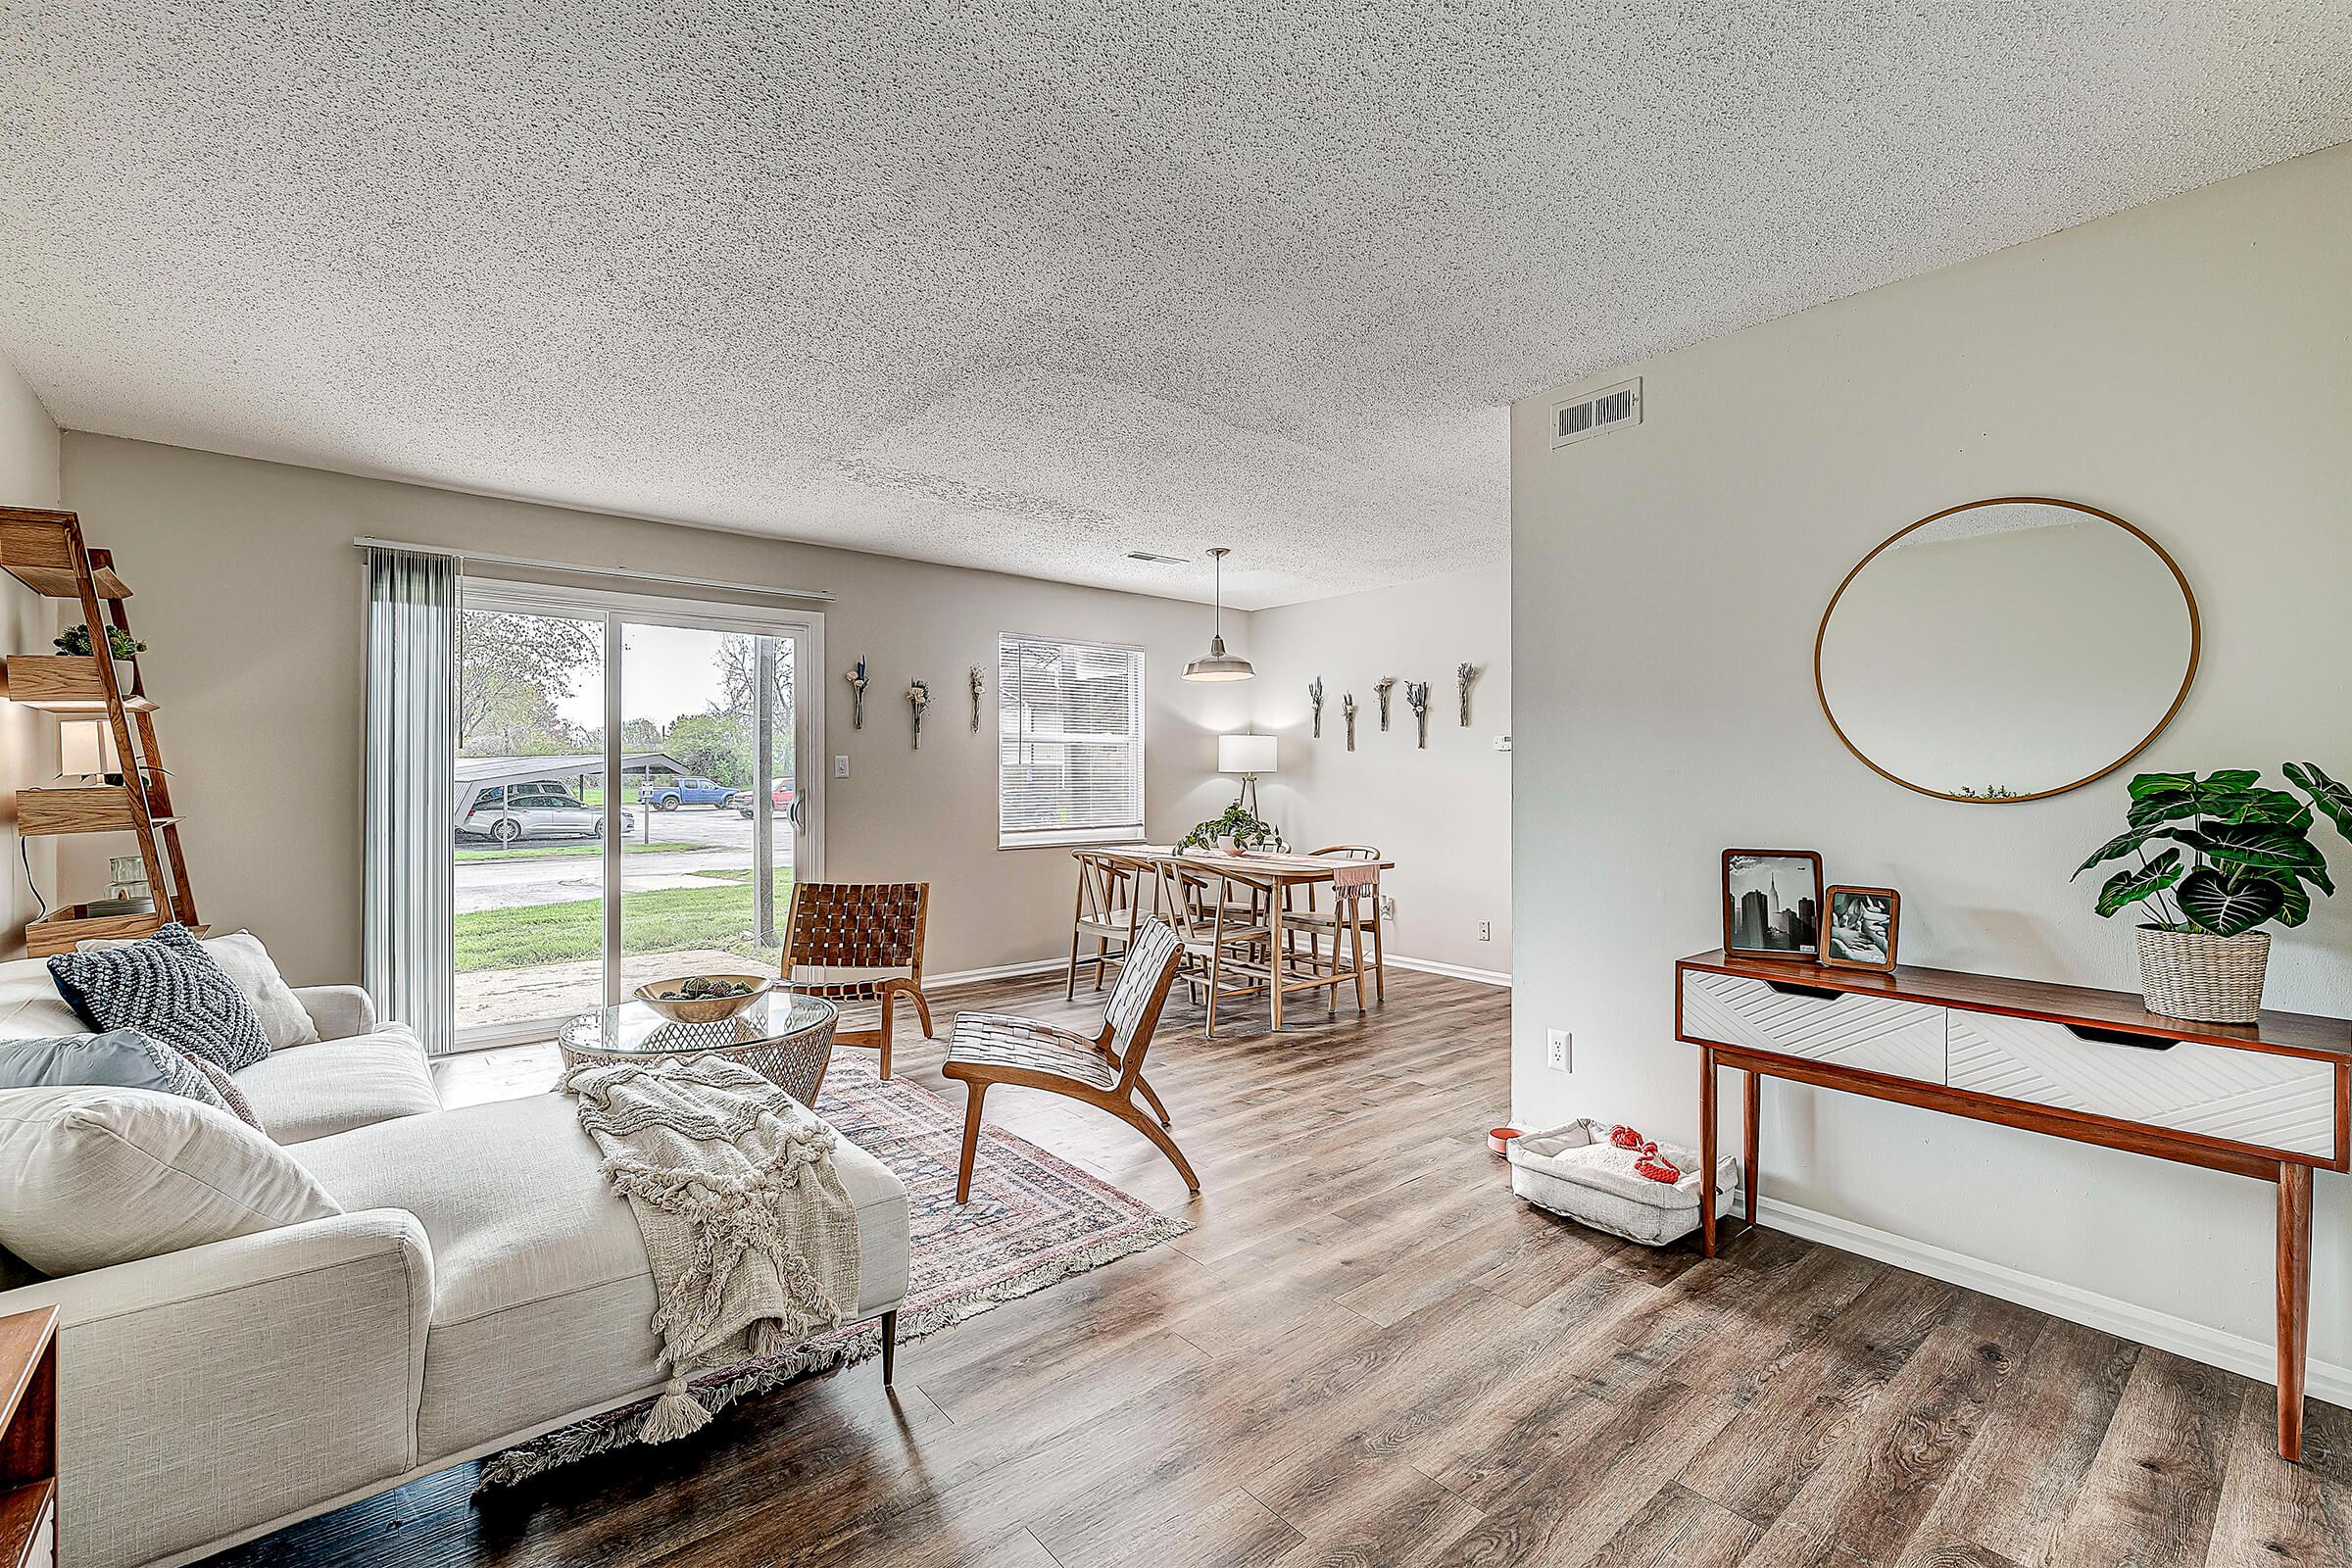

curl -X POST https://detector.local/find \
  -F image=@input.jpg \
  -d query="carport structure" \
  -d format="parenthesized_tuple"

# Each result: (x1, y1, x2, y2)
(451, 752, 691, 825)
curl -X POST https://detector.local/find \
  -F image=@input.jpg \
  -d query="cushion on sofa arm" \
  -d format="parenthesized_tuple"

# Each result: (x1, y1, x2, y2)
(235, 1023, 441, 1144)
(0, 955, 88, 1040)
(48, 921, 272, 1072)
(0, 1208, 431, 1568)
(0, 1085, 341, 1276)
(82, 929, 321, 1050)
(291, 983, 377, 1045)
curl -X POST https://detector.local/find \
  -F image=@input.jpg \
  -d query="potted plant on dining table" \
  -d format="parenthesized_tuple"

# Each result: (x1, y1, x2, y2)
(1177, 803, 1288, 856)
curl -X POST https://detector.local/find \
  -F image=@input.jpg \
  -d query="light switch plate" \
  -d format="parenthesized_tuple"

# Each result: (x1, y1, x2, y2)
(833, 755, 850, 779)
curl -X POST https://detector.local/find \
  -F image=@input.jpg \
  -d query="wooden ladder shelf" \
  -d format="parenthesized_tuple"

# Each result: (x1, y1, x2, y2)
(1, 506, 201, 956)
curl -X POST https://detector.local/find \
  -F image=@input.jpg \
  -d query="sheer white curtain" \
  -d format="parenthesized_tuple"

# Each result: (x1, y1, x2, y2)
(364, 547, 456, 1054)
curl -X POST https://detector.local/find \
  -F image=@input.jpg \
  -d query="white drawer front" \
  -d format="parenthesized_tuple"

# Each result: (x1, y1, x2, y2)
(1946, 1012, 2338, 1159)
(1681, 971, 1946, 1084)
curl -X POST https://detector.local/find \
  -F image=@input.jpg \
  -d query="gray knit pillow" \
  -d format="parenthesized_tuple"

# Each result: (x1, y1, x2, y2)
(47, 923, 270, 1073)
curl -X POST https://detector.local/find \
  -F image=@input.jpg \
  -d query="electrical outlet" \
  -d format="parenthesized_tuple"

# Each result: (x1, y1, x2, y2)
(1545, 1028, 1571, 1072)
(1382, 895, 1397, 919)
(1478, 920, 1492, 942)
(833, 755, 850, 779)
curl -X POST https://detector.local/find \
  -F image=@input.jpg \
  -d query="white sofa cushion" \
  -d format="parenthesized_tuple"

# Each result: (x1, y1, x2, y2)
(87, 929, 320, 1049)
(0, 1085, 342, 1276)
(0, 954, 90, 1040)
(235, 1022, 441, 1145)
(295, 1090, 911, 1463)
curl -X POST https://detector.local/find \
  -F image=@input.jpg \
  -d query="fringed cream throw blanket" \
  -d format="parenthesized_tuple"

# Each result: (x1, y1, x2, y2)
(564, 1054, 862, 1443)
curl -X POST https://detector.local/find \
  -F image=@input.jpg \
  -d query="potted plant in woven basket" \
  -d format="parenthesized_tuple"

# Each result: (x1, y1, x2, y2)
(2075, 764, 2351, 1022)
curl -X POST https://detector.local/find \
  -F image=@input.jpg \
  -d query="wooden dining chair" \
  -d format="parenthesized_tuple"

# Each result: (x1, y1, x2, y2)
(1289, 845, 1387, 1002)
(778, 881, 934, 1080)
(1155, 859, 1271, 1037)
(944, 917, 1197, 1200)
(1066, 851, 1146, 1000)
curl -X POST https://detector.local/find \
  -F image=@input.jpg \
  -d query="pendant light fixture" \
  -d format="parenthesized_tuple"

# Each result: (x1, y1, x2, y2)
(1181, 547, 1254, 681)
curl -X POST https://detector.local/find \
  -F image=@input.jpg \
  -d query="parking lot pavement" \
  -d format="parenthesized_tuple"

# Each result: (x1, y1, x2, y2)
(456, 804, 791, 914)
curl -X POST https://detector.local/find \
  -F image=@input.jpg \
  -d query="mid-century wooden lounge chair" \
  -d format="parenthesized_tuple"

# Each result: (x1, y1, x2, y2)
(944, 917, 1197, 1201)
(779, 880, 935, 1080)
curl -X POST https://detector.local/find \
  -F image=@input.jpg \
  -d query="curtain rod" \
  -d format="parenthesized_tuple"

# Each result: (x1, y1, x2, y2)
(352, 536, 836, 603)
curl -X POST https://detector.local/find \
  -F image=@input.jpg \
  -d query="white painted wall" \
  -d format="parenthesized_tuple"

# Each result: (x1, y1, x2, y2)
(1246, 566, 1512, 977)
(55, 435, 1252, 985)
(1511, 143, 2352, 1381)
(0, 352, 60, 956)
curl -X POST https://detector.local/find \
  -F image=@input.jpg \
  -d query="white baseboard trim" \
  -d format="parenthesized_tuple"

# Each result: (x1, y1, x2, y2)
(1385, 954, 1513, 988)
(925, 956, 1070, 990)
(926, 953, 1515, 992)
(1756, 1196, 2352, 1405)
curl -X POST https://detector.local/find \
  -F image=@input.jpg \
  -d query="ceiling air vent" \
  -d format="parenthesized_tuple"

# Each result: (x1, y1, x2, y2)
(1549, 377, 1642, 450)
(1125, 550, 1189, 564)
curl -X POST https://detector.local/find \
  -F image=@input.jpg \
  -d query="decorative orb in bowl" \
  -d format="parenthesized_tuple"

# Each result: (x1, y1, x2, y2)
(633, 974, 775, 1024)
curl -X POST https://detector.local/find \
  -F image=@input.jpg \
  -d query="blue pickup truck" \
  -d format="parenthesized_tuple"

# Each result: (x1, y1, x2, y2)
(640, 775, 735, 810)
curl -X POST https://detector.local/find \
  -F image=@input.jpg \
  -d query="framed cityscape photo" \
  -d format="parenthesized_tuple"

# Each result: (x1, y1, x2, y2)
(1823, 885, 1901, 972)
(1721, 849, 1824, 961)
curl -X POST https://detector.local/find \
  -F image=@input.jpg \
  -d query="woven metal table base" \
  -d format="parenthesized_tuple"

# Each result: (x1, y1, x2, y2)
(560, 1016, 839, 1105)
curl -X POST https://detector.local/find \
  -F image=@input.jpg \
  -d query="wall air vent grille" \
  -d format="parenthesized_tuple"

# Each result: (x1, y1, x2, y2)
(1550, 377, 1642, 449)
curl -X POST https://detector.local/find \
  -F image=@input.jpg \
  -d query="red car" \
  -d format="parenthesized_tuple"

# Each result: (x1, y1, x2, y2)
(728, 778, 797, 818)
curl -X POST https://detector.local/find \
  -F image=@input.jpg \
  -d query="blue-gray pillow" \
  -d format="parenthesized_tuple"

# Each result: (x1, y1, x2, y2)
(46, 923, 270, 1073)
(0, 1029, 232, 1114)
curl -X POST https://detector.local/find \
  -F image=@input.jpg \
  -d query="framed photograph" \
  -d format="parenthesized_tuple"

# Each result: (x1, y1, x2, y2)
(1721, 850, 1824, 960)
(1823, 885, 1901, 971)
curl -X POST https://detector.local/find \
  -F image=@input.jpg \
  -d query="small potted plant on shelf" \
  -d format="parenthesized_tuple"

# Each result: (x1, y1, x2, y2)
(54, 623, 145, 693)
(2075, 764, 2351, 1022)
(1177, 803, 1288, 856)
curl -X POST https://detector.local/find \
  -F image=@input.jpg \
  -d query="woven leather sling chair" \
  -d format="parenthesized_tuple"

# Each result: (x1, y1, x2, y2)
(943, 916, 1197, 1202)
(778, 881, 936, 1080)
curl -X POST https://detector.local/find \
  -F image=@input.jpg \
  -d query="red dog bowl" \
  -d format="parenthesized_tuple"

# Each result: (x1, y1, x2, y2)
(1488, 1126, 1522, 1156)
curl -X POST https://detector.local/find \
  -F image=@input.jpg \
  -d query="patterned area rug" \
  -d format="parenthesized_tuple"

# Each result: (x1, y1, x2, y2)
(478, 1055, 1191, 1486)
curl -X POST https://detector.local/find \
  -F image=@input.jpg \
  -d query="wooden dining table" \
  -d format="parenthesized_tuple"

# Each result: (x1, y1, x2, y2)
(1103, 846, 1396, 1030)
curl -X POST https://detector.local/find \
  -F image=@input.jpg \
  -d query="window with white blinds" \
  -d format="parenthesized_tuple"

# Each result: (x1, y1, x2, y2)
(998, 632, 1147, 848)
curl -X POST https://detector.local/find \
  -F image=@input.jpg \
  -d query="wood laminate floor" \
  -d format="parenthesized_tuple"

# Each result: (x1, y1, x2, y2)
(205, 968, 2350, 1568)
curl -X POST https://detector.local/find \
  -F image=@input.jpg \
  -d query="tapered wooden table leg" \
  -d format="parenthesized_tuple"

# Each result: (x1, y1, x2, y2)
(2278, 1161, 2312, 1461)
(1699, 1047, 1718, 1257)
(1267, 888, 1286, 1031)
(1742, 1069, 1760, 1224)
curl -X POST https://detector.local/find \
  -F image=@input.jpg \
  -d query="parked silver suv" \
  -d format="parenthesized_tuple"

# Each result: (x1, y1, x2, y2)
(459, 781, 638, 845)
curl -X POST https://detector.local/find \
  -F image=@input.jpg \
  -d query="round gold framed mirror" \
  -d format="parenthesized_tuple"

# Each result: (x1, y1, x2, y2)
(1815, 497, 2199, 804)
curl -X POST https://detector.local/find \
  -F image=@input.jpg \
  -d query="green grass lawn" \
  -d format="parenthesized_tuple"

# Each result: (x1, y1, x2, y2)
(454, 839, 695, 863)
(454, 867, 794, 972)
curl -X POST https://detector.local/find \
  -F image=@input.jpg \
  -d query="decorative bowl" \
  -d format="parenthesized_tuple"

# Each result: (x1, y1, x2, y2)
(633, 974, 775, 1024)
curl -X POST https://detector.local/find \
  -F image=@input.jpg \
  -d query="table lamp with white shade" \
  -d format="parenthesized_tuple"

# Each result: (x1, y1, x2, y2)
(1218, 733, 1277, 816)
(59, 718, 122, 784)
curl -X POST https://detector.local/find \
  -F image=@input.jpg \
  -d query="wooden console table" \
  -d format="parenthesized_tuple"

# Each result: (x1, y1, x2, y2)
(1677, 948, 2350, 1462)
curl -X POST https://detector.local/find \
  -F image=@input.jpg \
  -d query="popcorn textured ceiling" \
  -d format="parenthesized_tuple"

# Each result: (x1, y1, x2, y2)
(2, 3, 2347, 608)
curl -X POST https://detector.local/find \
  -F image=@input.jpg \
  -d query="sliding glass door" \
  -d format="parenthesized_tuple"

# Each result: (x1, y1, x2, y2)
(453, 583, 819, 1048)
(613, 619, 799, 1001)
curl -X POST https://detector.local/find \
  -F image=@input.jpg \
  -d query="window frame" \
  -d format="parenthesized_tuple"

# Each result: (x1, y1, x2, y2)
(995, 630, 1149, 852)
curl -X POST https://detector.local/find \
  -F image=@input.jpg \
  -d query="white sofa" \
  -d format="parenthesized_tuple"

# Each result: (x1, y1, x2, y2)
(0, 956, 912, 1568)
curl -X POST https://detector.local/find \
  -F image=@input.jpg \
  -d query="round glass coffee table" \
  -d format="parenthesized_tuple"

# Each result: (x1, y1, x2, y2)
(557, 992, 841, 1105)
